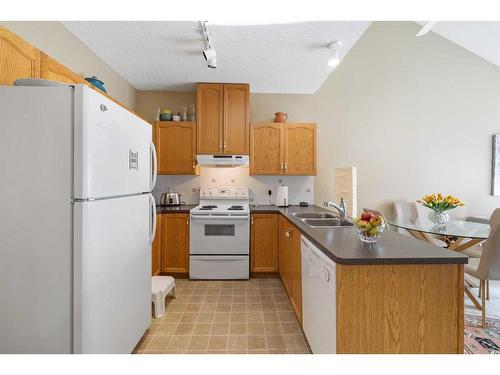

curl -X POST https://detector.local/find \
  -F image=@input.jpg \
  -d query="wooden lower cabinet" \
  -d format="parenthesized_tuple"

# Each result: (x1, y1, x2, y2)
(250, 213, 279, 274)
(160, 213, 190, 275)
(151, 214, 162, 276)
(336, 263, 464, 353)
(278, 215, 302, 324)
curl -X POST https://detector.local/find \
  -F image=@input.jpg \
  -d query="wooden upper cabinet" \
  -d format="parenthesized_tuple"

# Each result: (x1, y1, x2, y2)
(284, 123, 317, 175)
(197, 83, 250, 155)
(250, 123, 283, 175)
(251, 213, 279, 274)
(40, 52, 87, 84)
(155, 121, 196, 175)
(151, 214, 162, 276)
(161, 213, 190, 274)
(223, 84, 249, 154)
(0, 26, 40, 85)
(197, 83, 224, 154)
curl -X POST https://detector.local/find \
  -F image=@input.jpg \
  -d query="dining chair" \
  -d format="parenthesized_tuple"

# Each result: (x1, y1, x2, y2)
(463, 208, 500, 300)
(464, 224, 500, 327)
(392, 202, 446, 246)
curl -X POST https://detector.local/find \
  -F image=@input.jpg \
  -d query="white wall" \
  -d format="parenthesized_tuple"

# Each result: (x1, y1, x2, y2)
(0, 21, 137, 108)
(313, 21, 500, 218)
(153, 167, 313, 206)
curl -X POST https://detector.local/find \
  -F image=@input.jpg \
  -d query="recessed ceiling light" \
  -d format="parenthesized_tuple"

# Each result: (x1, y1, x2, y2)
(327, 41, 342, 68)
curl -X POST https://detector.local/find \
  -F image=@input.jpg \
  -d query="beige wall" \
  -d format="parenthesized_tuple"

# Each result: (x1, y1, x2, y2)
(136, 21, 500, 218)
(1, 21, 137, 108)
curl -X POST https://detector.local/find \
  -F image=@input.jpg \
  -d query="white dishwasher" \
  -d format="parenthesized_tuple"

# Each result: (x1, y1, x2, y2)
(301, 235, 336, 354)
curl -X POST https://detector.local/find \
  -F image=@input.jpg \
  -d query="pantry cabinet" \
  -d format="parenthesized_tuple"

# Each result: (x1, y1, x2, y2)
(161, 213, 190, 275)
(0, 26, 40, 85)
(278, 215, 302, 324)
(154, 121, 196, 175)
(250, 213, 279, 274)
(197, 83, 249, 155)
(250, 122, 316, 176)
(151, 214, 162, 276)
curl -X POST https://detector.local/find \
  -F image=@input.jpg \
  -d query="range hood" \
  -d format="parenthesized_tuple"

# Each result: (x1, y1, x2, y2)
(197, 155, 249, 167)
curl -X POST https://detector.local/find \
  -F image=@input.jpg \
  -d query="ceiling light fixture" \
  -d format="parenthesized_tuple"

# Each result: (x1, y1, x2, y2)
(327, 41, 342, 68)
(200, 21, 216, 69)
(416, 21, 437, 37)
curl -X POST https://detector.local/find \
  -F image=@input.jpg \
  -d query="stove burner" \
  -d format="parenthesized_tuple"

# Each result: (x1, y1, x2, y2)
(228, 205, 244, 211)
(199, 205, 217, 210)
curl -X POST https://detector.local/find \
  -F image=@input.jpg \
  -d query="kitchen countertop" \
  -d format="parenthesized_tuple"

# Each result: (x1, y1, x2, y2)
(156, 204, 197, 213)
(157, 203, 467, 265)
(252, 205, 468, 266)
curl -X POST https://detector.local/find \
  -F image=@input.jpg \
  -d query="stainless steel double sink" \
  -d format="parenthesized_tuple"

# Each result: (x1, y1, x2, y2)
(292, 212, 354, 228)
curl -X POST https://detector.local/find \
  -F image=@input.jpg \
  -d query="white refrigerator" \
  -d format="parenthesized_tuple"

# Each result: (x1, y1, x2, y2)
(0, 83, 157, 353)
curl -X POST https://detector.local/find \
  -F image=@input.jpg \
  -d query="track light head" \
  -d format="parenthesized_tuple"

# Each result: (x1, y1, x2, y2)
(327, 41, 342, 68)
(203, 48, 217, 68)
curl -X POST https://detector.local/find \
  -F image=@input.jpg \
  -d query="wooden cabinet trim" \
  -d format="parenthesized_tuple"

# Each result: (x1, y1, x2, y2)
(0, 26, 41, 84)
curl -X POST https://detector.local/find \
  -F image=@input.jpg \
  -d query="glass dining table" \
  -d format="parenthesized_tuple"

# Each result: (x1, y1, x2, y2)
(387, 216, 490, 251)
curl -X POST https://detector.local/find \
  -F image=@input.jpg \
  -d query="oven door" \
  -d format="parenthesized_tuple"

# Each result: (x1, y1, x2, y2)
(190, 214, 249, 255)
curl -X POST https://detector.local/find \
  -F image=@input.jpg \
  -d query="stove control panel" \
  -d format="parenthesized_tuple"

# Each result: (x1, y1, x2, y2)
(200, 186, 249, 200)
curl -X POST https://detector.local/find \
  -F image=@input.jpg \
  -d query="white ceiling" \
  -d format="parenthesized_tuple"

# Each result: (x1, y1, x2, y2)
(62, 21, 370, 93)
(417, 21, 500, 68)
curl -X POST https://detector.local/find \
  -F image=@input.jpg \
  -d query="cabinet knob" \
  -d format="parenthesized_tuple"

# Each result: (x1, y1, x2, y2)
(219, 143, 222, 150)
(284, 163, 288, 171)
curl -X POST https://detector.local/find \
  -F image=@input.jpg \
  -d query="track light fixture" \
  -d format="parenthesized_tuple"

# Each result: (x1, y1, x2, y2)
(200, 21, 216, 69)
(327, 41, 342, 68)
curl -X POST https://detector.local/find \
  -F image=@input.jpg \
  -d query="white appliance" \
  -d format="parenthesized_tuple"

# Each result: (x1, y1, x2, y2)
(276, 185, 289, 207)
(301, 235, 336, 354)
(0, 84, 157, 353)
(190, 186, 250, 279)
(196, 154, 249, 167)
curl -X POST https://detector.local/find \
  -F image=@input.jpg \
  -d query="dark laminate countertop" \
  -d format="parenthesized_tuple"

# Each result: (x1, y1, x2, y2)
(156, 204, 197, 214)
(251, 205, 468, 266)
(157, 203, 467, 265)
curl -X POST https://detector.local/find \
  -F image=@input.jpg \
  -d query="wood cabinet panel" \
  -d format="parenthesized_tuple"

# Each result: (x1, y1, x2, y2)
(284, 123, 316, 175)
(197, 83, 223, 154)
(40, 52, 87, 84)
(155, 121, 196, 175)
(0, 26, 40, 85)
(289, 224, 302, 324)
(278, 215, 291, 294)
(151, 214, 162, 276)
(250, 123, 283, 174)
(251, 214, 279, 274)
(278, 215, 302, 324)
(161, 213, 190, 275)
(336, 263, 464, 353)
(223, 84, 249, 154)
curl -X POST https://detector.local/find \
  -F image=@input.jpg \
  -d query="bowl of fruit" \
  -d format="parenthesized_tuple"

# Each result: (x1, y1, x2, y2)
(353, 211, 386, 243)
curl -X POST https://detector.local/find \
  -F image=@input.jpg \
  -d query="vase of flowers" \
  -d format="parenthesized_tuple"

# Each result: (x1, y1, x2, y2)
(417, 193, 464, 225)
(353, 211, 386, 243)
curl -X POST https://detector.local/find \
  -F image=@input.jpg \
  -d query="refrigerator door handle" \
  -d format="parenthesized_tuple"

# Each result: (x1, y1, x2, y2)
(150, 194, 157, 244)
(150, 142, 158, 191)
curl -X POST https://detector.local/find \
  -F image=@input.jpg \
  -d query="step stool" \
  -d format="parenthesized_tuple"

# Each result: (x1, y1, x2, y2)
(151, 276, 176, 319)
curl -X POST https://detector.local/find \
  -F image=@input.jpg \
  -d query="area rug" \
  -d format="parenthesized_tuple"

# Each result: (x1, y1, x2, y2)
(464, 313, 500, 354)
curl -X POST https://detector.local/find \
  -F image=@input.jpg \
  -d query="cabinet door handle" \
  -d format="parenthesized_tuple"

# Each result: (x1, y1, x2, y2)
(284, 162, 288, 171)
(280, 162, 283, 172)
(187, 218, 189, 225)
(251, 218, 254, 225)
(224, 141, 227, 149)
(219, 142, 222, 150)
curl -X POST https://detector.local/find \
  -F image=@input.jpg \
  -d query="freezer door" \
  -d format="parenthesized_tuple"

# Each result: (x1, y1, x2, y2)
(74, 86, 155, 199)
(73, 194, 151, 353)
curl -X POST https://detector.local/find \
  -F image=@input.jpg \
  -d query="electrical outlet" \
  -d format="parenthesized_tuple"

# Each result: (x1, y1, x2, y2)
(278, 179, 283, 184)
(306, 188, 311, 193)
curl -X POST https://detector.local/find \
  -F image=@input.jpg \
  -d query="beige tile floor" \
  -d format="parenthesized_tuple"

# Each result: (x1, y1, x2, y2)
(133, 277, 311, 354)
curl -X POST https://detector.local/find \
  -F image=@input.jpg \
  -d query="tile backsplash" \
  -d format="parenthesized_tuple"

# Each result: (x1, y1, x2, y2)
(153, 167, 314, 206)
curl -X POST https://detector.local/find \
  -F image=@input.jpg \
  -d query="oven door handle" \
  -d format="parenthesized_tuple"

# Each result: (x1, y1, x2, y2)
(190, 215, 249, 220)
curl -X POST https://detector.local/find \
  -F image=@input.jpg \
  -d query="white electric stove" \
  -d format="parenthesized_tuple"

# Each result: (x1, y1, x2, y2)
(189, 186, 250, 279)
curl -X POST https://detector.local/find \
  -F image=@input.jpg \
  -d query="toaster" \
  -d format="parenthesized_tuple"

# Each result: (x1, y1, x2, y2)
(160, 192, 181, 206)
